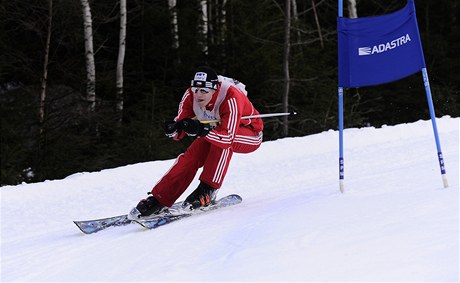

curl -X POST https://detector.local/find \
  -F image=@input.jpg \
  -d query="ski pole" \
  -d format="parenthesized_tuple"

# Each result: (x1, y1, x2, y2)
(199, 111, 297, 124)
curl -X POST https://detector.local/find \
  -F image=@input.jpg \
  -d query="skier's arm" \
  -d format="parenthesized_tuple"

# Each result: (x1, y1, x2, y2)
(168, 89, 195, 141)
(175, 89, 195, 121)
(204, 94, 242, 149)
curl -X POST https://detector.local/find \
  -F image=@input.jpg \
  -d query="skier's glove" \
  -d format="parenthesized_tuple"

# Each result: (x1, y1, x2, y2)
(163, 120, 180, 138)
(180, 118, 211, 137)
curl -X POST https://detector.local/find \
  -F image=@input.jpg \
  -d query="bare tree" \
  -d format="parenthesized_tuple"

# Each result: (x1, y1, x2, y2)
(218, 0, 227, 61)
(291, 0, 302, 46)
(282, 0, 291, 136)
(348, 0, 358, 18)
(193, 0, 228, 61)
(220, 0, 227, 48)
(116, 0, 127, 123)
(311, 0, 324, 48)
(81, 0, 96, 112)
(39, 0, 53, 127)
(169, 0, 179, 49)
(199, 0, 209, 55)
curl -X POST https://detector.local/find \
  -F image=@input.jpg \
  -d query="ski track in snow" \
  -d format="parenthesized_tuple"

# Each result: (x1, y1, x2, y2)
(1, 117, 459, 282)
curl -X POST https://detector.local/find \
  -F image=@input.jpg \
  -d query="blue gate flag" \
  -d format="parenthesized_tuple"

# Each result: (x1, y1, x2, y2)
(338, 0, 426, 88)
(336, 0, 449, 192)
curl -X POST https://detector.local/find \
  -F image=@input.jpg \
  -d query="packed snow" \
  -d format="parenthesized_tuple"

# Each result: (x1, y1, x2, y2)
(1, 116, 459, 282)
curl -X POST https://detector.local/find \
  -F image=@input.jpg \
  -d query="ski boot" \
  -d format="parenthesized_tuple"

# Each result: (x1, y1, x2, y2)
(182, 181, 218, 211)
(128, 193, 167, 220)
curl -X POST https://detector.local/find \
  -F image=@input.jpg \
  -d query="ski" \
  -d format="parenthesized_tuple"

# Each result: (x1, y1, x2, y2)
(73, 194, 242, 234)
(135, 194, 242, 229)
(73, 214, 132, 234)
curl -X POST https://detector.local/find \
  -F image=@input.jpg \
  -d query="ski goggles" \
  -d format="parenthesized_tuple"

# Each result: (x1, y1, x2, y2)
(192, 87, 211, 94)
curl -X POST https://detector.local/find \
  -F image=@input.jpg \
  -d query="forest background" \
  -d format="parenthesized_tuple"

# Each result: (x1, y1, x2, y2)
(1, 0, 459, 185)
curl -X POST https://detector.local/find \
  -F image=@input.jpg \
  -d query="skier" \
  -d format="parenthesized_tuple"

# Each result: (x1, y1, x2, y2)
(129, 66, 264, 219)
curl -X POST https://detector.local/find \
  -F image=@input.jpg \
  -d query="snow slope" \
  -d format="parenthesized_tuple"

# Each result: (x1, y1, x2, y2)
(1, 117, 459, 282)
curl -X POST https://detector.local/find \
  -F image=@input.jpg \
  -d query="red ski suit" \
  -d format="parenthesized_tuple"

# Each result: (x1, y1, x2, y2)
(151, 78, 263, 207)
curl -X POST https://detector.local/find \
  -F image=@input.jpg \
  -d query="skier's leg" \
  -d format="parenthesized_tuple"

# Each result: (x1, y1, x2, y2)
(199, 146, 234, 189)
(232, 127, 263, 154)
(150, 138, 209, 207)
(181, 145, 232, 210)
